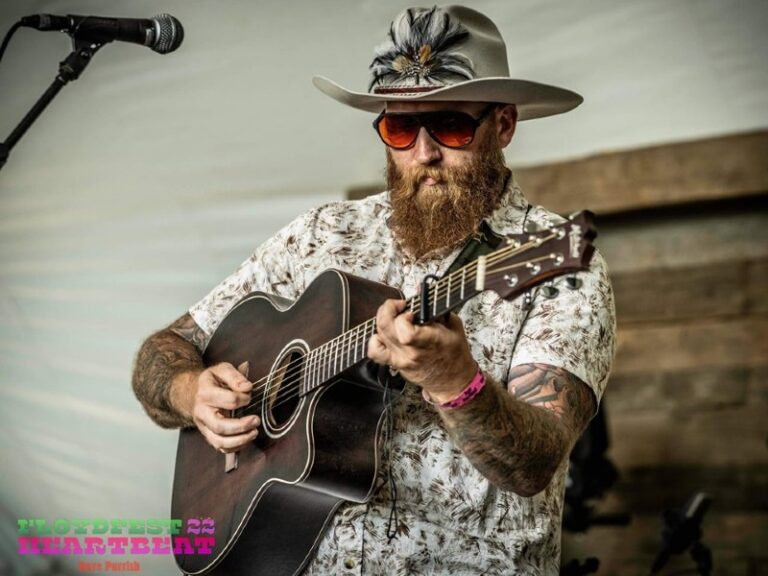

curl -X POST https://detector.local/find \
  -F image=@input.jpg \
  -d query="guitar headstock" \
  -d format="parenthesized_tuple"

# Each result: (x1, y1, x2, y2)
(481, 210, 596, 301)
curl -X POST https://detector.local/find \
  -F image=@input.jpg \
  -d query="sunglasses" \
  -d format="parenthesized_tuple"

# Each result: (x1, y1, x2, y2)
(373, 104, 497, 150)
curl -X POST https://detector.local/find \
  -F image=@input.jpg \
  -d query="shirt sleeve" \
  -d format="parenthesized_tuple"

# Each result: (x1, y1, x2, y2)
(188, 208, 320, 345)
(510, 247, 616, 406)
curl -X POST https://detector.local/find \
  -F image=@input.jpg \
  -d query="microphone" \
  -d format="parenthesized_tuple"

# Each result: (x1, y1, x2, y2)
(19, 13, 184, 54)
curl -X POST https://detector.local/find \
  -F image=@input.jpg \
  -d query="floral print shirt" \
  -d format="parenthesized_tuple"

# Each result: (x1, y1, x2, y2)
(189, 175, 616, 575)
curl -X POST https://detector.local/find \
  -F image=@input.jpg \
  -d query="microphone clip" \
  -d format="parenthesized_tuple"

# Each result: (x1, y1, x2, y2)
(58, 37, 105, 83)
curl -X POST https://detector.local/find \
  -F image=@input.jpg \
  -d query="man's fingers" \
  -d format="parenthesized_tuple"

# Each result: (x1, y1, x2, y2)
(208, 410, 260, 436)
(393, 311, 420, 345)
(367, 333, 390, 364)
(194, 405, 260, 453)
(209, 362, 253, 392)
(199, 384, 251, 411)
(377, 299, 415, 345)
(198, 421, 258, 453)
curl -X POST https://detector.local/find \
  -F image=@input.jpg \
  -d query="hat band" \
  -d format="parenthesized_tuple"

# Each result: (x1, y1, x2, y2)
(372, 86, 442, 95)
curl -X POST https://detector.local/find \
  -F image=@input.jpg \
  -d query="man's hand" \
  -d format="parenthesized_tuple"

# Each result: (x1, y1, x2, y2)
(189, 362, 261, 454)
(367, 298, 477, 402)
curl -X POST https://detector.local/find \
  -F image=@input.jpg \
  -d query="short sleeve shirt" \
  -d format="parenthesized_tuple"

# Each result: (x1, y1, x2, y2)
(189, 175, 616, 575)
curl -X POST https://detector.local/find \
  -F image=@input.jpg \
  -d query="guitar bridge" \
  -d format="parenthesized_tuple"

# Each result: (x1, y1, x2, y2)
(225, 408, 239, 473)
(225, 452, 238, 473)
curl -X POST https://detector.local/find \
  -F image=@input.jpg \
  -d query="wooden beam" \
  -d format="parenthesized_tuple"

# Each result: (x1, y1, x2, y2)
(613, 317, 768, 375)
(606, 404, 768, 468)
(611, 258, 767, 325)
(514, 130, 768, 215)
(606, 366, 752, 413)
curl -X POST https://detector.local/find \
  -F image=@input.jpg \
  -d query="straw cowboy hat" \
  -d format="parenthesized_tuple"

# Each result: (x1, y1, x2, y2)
(313, 5, 583, 120)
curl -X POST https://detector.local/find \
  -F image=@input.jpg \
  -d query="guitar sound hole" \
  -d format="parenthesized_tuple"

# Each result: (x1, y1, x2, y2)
(266, 349, 305, 433)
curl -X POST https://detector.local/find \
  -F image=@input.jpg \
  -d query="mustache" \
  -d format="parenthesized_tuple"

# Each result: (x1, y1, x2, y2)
(395, 165, 447, 190)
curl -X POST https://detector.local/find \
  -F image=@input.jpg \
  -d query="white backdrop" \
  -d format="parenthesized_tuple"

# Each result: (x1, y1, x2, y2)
(0, 1, 767, 574)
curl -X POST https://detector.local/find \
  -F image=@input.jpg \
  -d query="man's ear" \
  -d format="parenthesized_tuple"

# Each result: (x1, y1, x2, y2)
(496, 104, 518, 148)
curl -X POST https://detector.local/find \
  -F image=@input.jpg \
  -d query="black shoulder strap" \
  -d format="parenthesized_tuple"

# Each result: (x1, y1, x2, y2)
(445, 220, 505, 277)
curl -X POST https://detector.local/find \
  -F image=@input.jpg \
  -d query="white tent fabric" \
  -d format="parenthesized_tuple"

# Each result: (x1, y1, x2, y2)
(0, 1, 766, 574)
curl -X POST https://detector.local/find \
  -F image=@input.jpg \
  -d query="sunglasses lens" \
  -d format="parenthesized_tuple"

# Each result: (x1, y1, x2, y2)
(377, 115, 419, 149)
(429, 112, 476, 148)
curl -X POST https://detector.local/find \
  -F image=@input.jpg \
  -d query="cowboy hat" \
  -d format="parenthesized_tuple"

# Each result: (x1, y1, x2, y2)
(313, 5, 583, 120)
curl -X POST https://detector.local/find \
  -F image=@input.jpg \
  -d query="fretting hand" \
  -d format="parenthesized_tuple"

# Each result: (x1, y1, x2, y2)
(367, 299, 478, 403)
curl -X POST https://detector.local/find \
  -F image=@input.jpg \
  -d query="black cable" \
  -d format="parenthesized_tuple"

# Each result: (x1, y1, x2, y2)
(0, 21, 23, 64)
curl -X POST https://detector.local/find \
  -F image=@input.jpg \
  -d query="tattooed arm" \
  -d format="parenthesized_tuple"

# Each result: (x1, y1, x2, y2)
(132, 312, 260, 448)
(368, 299, 597, 496)
(131, 313, 207, 428)
(437, 363, 595, 496)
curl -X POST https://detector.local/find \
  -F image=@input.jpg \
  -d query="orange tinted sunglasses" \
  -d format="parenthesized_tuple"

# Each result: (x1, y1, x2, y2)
(373, 104, 497, 150)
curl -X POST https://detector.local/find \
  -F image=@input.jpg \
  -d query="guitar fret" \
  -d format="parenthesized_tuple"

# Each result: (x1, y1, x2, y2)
(461, 268, 466, 299)
(433, 281, 439, 317)
(446, 275, 451, 307)
(306, 350, 312, 391)
(323, 343, 329, 382)
(311, 347, 317, 387)
(339, 335, 345, 373)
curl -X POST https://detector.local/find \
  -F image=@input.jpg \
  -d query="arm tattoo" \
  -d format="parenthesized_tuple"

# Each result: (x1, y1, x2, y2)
(438, 363, 596, 496)
(169, 312, 208, 352)
(507, 363, 595, 434)
(131, 313, 205, 429)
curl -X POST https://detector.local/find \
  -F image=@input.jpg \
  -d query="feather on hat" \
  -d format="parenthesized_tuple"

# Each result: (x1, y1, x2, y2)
(313, 5, 582, 121)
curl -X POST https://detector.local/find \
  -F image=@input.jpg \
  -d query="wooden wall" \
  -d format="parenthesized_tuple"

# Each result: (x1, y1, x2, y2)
(515, 131, 768, 575)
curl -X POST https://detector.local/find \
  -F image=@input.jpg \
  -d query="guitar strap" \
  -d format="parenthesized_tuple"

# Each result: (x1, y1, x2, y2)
(446, 220, 505, 277)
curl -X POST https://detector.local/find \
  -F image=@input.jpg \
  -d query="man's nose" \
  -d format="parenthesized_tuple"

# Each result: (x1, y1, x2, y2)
(412, 127, 442, 165)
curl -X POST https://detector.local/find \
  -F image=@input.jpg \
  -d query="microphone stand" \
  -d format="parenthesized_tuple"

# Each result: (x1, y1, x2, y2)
(0, 37, 104, 171)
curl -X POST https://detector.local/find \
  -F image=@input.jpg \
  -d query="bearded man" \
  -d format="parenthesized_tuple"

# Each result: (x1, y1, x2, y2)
(132, 5, 615, 575)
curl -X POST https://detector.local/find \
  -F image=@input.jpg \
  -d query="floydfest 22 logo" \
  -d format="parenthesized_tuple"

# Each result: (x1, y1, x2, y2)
(18, 518, 215, 571)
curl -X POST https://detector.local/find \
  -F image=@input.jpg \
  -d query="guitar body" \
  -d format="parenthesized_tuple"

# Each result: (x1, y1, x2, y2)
(171, 269, 404, 575)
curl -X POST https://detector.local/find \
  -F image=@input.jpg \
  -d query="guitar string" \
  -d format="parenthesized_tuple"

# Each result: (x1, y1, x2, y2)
(235, 238, 561, 417)
(234, 233, 561, 417)
(232, 235, 547, 417)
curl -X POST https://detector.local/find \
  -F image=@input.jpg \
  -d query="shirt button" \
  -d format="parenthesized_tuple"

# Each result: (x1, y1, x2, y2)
(343, 557, 356, 569)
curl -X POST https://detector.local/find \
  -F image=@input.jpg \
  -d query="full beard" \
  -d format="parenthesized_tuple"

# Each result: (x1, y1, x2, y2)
(387, 130, 509, 260)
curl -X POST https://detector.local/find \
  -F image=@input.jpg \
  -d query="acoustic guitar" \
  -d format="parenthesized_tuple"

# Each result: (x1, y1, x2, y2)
(171, 211, 596, 575)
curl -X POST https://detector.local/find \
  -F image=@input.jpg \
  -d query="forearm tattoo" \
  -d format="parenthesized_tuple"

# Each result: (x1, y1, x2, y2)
(438, 363, 596, 496)
(131, 313, 205, 429)
(507, 363, 595, 433)
(169, 312, 208, 352)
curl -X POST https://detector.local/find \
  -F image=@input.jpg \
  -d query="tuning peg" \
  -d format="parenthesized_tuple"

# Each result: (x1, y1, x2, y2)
(565, 276, 582, 290)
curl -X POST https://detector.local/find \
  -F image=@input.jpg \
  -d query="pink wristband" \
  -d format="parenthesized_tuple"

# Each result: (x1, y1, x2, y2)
(422, 368, 486, 410)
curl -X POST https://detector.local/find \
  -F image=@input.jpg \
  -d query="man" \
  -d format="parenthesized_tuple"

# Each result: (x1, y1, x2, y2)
(132, 5, 615, 575)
